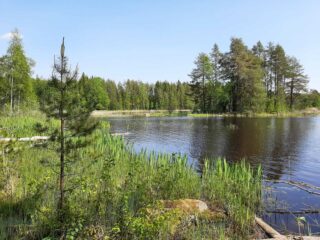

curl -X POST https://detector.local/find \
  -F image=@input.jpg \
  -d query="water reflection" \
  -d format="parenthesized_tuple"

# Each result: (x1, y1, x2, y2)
(109, 116, 320, 234)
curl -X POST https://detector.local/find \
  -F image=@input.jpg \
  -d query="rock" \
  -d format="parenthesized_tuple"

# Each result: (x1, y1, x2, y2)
(160, 199, 209, 214)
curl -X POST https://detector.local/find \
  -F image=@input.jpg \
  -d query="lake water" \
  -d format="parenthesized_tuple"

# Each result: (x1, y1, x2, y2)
(109, 116, 320, 235)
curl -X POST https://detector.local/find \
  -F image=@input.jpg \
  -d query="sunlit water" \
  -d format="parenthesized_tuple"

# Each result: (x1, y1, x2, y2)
(109, 116, 320, 234)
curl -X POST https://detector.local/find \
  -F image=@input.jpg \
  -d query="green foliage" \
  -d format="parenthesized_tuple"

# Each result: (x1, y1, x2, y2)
(0, 29, 36, 113)
(295, 90, 320, 109)
(39, 39, 99, 228)
(120, 80, 150, 110)
(286, 57, 309, 110)
(189, 38, 310, 114)
(79, 74, 110, 110)
(0, 32, 314, 115)
(189, 53, 213, 112)
(105, 79, 120, 110)
(202, 159, 262, 237)
(127, 205, 182, 239)
(0, 115, 262, 239)
(222, 38, 266, 113)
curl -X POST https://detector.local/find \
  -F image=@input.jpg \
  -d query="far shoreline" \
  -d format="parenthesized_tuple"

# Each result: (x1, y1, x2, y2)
(91, 107, 320, 118)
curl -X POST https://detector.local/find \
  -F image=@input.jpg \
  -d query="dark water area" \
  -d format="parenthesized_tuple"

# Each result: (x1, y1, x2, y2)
(109, 116, 320, 235)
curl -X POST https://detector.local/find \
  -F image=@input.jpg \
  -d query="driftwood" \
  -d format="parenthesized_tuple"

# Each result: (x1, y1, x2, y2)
(266, 180, 320, 196)
(255, 216, 286, 239)
(0, 136, 49, 142)
(110, 132, 130, 136)
(0, 132, 129, 143)
(255, 216, 320, 239)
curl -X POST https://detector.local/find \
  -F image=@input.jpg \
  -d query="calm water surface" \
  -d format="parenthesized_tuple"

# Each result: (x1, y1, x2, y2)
(109, 116, 320, 234)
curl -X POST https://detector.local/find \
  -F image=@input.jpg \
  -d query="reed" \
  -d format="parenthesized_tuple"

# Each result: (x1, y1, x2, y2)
(202, 158, 262, 236)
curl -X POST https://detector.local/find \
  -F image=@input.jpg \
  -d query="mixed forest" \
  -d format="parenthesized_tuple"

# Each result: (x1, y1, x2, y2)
(0, 30, 319, 115)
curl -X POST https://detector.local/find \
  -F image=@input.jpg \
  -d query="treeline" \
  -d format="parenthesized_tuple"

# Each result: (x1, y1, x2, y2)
(189, 38, 319, 113)
(0, 29, 320, 114)
(35, 76, 194, 111)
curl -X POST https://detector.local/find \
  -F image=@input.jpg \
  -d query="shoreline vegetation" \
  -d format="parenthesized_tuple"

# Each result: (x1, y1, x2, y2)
(91, 107, 320, 118)
(0, 114, 263, 239)
(1, 114, 320, 239)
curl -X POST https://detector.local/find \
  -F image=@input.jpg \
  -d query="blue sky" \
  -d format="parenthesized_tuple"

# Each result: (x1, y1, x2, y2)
(0, 0, 319, 90)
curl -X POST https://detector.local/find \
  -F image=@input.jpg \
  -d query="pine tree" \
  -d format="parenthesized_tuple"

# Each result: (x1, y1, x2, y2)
(286, 57, 308, 110)
(40, 38, 97, 223)
(270, 44, 288, 112)
(189, 53, 213, 112)
(206, 44, 227, 113)
(210, 44, 223, 83)
(252, 41, 265, 59)
(221, 38, 265, 112)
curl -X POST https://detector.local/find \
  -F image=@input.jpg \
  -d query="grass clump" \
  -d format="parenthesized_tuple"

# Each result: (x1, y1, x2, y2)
(202, 159, 262, 237)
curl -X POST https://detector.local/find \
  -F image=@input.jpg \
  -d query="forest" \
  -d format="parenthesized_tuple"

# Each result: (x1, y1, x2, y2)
(1, 30, 320, 115)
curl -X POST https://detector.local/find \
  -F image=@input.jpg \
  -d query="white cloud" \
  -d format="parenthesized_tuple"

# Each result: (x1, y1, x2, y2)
(0, 32, 23, 40)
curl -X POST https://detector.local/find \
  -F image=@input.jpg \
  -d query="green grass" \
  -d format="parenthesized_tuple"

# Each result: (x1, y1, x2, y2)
(0, 115, 262, 239)
(92, 109, 191, 118)
(189, 108, 320, 118)
(0, 113, 58, 137)
(202, 159, 262, 236)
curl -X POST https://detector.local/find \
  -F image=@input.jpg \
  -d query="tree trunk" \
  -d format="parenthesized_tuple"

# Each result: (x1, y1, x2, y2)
(10, 72, 14, 115)
(290, 79, 294, 110)
(17, 90, 20, 113)
(58, 57, 65, 221)
(202, 75, 205, 113)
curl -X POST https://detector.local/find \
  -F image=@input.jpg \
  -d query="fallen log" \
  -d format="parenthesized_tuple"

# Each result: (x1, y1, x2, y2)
(0, 132, 129, 143)
(255, 216, 320, 239)
(255, 216, 286, 239)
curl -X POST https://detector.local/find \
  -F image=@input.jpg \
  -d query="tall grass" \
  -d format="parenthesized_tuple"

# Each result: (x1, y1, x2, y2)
(0, 114, 58, 137)
(202, 159, 262, 236)
(0, 115, 262, 239)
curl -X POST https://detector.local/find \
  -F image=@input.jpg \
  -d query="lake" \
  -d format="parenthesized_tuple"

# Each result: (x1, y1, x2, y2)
(109, 116, 320, 234)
